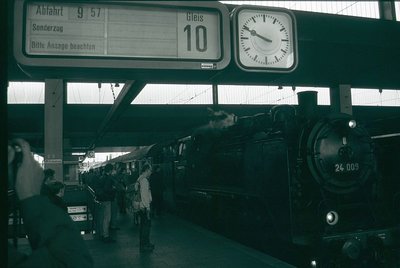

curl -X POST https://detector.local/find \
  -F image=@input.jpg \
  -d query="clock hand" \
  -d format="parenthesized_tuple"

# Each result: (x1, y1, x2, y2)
(254, 32, 272, 43)
(243, 27, 272, 43)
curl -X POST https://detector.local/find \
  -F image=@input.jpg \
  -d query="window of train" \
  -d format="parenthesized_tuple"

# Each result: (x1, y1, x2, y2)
(217, 86, 331, 105)
(130, 162, 137, 172)
(220, 1, 379, 18)
(178, 143, 187, 158)
(396, 1, 400, 21)
(131, 84, 213, 105)
(67, 83, 124, 104)
(8, 82, 45, 104)
(163, 146, 176, 159)
(82, 152, 128, 166)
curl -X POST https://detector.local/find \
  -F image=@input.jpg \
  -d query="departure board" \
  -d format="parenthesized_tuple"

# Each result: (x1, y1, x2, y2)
(14, 1, 231, 70)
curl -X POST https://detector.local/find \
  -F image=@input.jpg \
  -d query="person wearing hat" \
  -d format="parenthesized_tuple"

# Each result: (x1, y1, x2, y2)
(46, 181, 67, 212)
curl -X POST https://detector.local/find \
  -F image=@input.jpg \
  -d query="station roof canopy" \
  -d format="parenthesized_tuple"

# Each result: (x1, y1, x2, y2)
(6, 1, 400, 155)
(7, 3, 400, 88)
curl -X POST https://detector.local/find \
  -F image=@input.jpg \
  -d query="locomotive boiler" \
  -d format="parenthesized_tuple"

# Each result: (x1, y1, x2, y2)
(169, 92, 399, 267)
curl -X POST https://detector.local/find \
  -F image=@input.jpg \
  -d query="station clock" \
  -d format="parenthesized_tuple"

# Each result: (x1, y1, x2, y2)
(232, 6, 298, 72)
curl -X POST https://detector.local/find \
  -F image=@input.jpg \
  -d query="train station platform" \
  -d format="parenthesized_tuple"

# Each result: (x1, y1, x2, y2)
(83, 212, 296, 268)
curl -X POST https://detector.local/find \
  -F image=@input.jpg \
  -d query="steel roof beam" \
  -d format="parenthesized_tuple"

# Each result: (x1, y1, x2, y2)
(89, 80, 146, 150)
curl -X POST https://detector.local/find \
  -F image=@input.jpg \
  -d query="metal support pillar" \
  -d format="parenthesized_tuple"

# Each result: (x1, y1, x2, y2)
(378, 1, 396, 20)
(44, 79, 64, 181)
(329, 84, 352, 115)
(212, 84, 219, 106)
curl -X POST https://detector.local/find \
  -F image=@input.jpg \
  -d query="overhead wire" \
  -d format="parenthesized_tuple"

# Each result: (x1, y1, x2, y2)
(76, 84, 82, 104)
(110, 83, 116, 102)
(166, 85, 199, 104)
(239, 86, 276, 104)
(182, 86, 212, 104)
(336, 1, 359, 15)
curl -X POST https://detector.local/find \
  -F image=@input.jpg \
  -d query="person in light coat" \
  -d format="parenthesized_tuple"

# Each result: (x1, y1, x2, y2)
(135, 163, 154, 252)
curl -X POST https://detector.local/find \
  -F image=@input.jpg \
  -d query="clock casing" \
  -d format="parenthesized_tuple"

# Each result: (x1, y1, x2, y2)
(232, 5, 298, 72)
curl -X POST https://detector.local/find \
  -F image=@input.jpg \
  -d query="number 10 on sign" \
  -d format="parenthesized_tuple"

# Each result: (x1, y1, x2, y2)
(177, 11, 221, 60)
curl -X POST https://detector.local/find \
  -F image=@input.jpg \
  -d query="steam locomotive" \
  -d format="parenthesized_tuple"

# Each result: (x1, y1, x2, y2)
(101, 91, 400, 267)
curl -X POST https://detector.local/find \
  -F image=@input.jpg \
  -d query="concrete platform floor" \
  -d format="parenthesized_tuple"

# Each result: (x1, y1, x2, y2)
(84, 212, 296, 268)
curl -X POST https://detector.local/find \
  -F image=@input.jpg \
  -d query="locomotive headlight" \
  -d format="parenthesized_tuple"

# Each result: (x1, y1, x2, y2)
(348, 120, 357, 128)
(326, 211, 339, 225)
(310, 260, 317, 267)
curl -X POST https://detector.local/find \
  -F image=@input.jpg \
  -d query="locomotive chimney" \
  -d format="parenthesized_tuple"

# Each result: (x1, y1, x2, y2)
(297, 91, 318, 120)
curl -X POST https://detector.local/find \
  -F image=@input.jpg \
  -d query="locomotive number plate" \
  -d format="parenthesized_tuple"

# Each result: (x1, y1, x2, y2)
(334, 162, 359, 173)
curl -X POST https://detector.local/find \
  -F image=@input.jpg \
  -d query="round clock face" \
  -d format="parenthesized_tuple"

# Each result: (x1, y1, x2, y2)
(233, 7, 297, 72)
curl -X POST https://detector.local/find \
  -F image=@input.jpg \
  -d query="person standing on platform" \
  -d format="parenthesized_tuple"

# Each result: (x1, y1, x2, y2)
(85, 169, 95, 188)
(7, 138, 93, 267)
(135, 164, 154, 252)
(114, 165, 128, 215)
(45, 181, 68, 212)
(90, 168, 103, 237)
(149, 165, 164, 217)
(40, 168, 55, 196)
(109, 167, 120, 231)
(43, 168, 55, 184)
(96, 164, 117, 243)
